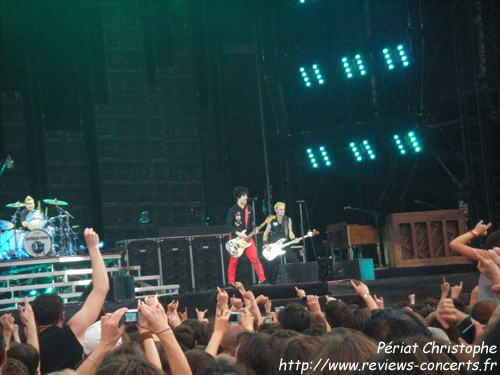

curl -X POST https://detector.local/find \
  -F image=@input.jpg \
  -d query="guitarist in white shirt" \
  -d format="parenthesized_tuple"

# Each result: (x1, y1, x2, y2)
(226, 187, 267, 285)
(263, 202, 300, 284)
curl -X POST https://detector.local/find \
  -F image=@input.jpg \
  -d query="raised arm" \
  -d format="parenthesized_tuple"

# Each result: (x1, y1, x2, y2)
(68, 228, 110, 344)
(350, 280, 378, 311)
(139, 302, 192, 375)
(449, 220, 492, 261)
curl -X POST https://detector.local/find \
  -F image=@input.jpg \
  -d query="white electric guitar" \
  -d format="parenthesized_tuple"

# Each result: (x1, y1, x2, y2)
(262, 230, 319, 261)
(225, 216, 276, 258)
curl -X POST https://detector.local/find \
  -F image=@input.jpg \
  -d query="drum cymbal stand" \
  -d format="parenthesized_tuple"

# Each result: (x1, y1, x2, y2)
(55, 206, 78, 255)
(9, 206, 23, 259)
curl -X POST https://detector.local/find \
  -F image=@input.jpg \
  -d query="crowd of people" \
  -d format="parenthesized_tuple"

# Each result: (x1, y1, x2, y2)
(1, 220, 500, 374)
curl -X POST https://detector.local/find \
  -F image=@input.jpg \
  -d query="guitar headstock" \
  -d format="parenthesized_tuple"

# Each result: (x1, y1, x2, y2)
(264, 215, 276, 223)
(306, 230, 320, 238)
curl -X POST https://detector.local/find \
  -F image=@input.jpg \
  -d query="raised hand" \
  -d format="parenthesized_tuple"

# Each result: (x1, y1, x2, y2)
(139, 302, 170, 334)
(230, 295, 243, 310)
(450, 282, 463, 299)
(472, 220, 492, 237)
(306, 295, 321, 313)
(350, 280, 370, 297)
(167, 300, 178, 314)
(239, 307, 255, 332)
(84, 228, 99, 250)
(295, 286, 306, 298)
(374, 294, 384, 309)
(196, 308, 209, 323)
(217, 287, 229, 310)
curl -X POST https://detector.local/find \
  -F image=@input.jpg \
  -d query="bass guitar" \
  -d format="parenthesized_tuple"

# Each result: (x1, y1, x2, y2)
(225, 216, 276, 258)
(262, 230, 319, 261)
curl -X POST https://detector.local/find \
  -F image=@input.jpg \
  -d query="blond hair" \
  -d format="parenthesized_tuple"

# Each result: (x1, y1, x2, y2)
(274, 202, 285, 212)
(24, 195, 34, 203)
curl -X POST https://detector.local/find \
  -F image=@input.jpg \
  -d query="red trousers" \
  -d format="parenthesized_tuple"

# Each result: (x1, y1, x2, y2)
(227, 238, 266, 284)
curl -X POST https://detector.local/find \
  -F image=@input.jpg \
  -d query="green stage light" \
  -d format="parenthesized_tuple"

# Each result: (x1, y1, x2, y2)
(342, 54, 367, 78)
(307, 146, 331, 168)
(29, 290, 37, 296)
(383, 45, 410, 70)
(300, 64, 324, 86)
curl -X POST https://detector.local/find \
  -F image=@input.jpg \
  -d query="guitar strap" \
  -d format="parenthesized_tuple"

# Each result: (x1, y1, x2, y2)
(244, 206, 249, 229)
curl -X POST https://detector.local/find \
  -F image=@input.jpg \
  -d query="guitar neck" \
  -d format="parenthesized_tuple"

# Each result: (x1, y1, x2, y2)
(246, 221, 270, 241)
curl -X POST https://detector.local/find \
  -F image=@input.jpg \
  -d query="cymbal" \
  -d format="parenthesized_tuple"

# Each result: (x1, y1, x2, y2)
(43, 198, 68, 206)
(0, 220, 14, 230)
(6, 202, 26, 208)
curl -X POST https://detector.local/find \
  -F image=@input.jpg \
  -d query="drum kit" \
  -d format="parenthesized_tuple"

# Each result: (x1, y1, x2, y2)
(0, 199, 79, 260)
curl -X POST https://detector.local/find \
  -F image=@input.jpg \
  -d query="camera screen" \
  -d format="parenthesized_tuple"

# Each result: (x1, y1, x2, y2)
(124, 311, 138, 323)
(229, 312, 241, 323)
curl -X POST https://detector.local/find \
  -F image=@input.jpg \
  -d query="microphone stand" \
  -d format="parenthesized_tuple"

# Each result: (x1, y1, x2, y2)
(345, 206, 386, 267)
(297, 201, 306, 261)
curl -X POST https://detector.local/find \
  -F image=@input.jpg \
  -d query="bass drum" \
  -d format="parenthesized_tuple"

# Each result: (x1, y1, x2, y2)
(24, 229, 52, 257)
(27, 210, 47, 230)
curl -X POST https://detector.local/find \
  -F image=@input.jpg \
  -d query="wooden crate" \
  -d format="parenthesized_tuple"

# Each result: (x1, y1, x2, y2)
(385, 209, 470, 267)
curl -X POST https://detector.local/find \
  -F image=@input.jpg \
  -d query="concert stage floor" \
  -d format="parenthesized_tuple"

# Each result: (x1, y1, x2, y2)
(60, 263, 482, 320)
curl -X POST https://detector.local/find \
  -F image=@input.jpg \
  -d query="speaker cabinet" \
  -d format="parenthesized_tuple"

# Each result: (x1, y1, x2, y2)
(277, 262, 318, 284)
(108, 275, 135, 301)
(332, 259, 375, 280)
(191, 236, 224, 290)
(160, 238, 193, 292)
(127, 239, 160, 276)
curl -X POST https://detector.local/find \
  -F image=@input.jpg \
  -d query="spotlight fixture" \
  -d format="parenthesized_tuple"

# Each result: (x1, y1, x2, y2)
(383, 45, 409, 70)
(342, 54, 367, 79)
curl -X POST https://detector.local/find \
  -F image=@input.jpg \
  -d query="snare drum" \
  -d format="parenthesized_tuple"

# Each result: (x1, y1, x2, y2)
(24, 229, 52, 257)
(26, 210, 47, 230)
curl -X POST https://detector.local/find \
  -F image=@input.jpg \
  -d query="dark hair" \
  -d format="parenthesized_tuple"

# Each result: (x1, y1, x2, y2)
(174, 324, 196, 350)
(199, 356, 255, 375)
(7, 344, 38, 375)
(310, 328, 377, 375)
(485, 230, 500, 249)
(182, 319, 211, 346)
(270, 329, 300, 343)
(342, 308, 371, 331)
(471, 300, 497, 325)
(185, 349, 216, 375)
(270, 335, 322, 375)
(97, 355, 164, 375)
(236, 333, 274, 375)
(279, 303, 311, 333)
(416, 306, 436, 319)
(2, 358, 30, 375)
(362, 308, 431, 342)
(324, 300, 350, 329)
(31, 293, 65, 325)
(233, 187, 249, 201)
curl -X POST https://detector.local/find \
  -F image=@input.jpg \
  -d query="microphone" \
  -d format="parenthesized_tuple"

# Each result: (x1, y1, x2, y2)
(247, 197, 258, 201)
(344, 206, 351, 210)
(6, 155, 14, 169)
(295, 200, 305, 203)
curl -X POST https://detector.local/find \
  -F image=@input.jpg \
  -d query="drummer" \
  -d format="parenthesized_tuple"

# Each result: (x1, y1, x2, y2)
(20, 196, 35, 229)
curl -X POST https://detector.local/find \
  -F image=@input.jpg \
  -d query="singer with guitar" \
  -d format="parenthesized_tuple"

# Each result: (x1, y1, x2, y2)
(226, 187, 267, 285)
(263, 202, 300, 284)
